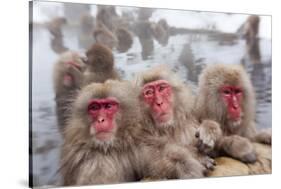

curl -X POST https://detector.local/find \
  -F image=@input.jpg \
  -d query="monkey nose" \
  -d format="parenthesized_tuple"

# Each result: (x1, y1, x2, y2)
(156, 101, 163, 107)
(97, 117, 105, 123)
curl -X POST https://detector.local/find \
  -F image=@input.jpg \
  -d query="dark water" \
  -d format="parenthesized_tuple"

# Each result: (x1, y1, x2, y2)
(31, 27, 271, 187)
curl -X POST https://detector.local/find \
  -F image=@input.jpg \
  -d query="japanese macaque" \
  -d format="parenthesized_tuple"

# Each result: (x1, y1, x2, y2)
(46, 17, 67, 37)
(134, 66, 215, 179)
(93, 24, 118, 50)
(134, 21, 154, 60)
(83, 43, 120, 85)
(46, 17, 69, 54)
(137, 8, 154, 21)
(60, 80, 141, 185)
(243, 15, 260, 43)
(243, 15, 261, 64)
(96, 5, 119, 32)
(115, 27, 133, 53)
(195, 64, 271, 163)
(152, 19, 170, 46)
(53, 51, 86, 134)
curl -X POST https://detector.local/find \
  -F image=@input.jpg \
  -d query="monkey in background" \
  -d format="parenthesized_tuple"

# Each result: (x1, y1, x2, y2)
(243, 15, 261, 64)
(243, 15, 260, 44)
(152, 19, 170, 46)
(94, 6, 133, 53)
(60, 80, 142, 185)
(83, 43, 120, 86)
(134, 66, 216, 180)
(115, 27, 133, 53)
(93, 23, 118, 50)
(96, 5, 119, 32)
(194, 64, 271, 163)
(53, 51, 86, 134)
(46, 17, 69, 54)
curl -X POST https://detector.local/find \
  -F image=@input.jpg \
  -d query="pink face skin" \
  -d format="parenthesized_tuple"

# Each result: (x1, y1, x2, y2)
(220, 85, 243, 121)
(142, 80, 173, 125)
(88, 98, 119, 141)
(62, 61, 82, 87)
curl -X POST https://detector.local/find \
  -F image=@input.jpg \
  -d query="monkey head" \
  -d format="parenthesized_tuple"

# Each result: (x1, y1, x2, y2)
(54, 51, 86, 91)
(87, 97, 119, 141)
(142, 79, 173, 126)
(71, 80, 139, 148)
(137, 66, 194, 128)
(86, 43, 115, 72)
(197, 64, 255, 128)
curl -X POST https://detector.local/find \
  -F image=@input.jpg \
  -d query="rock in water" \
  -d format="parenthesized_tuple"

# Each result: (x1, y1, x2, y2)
(208, 143, 271, 177)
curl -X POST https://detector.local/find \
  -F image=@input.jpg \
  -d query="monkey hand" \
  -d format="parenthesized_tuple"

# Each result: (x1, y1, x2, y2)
(196, 120, 222, 154)
(200, 155, 216, 174)
(219, 135, 257, 163)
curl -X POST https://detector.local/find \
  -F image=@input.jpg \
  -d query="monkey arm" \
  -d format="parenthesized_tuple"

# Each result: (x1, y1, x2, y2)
(195, 120, 222, 154)
(141, 143, 205, 179)
(240, 121, 271, 145)
(216, 135, 257, 163)
(251, 130, 272, 145)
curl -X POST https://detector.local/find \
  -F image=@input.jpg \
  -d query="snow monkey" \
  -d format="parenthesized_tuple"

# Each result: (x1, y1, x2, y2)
(134, 66, 216, 180)
(83, 43, 120, 86)
(53, 51, 86, 134)
(60, 80, 141, 185)
(195, 64, 271, 163)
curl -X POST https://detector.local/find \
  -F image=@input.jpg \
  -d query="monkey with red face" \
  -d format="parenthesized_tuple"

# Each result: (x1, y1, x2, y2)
(195, 64, 271, 163)
(60, 80, 141, 185)
(53, 51, 86, 134)
(134, 67, 215, 179)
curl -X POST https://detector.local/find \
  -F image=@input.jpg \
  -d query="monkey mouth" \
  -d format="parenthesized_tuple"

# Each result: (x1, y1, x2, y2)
(154, 112, 171, 124)
(95, 132, 114, 141)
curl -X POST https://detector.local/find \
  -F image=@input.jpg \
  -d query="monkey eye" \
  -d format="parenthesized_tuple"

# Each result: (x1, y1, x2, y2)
(158, 84, 168, 92)
(88, 103, 101, 111)
(104, 103, 113, 109)
(144, 89, 154, 97)
(222, 90, 231, 95)
(234, 89, 242, 94)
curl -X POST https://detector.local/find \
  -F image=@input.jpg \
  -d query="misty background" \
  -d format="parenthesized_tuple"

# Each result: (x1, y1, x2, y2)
(30, 1, 271, 187)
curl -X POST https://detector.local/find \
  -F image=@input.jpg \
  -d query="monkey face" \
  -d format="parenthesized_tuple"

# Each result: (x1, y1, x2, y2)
(87, 97, 119, 142)
(141, 79, 174, 126)
(220, 85, 243, 122)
